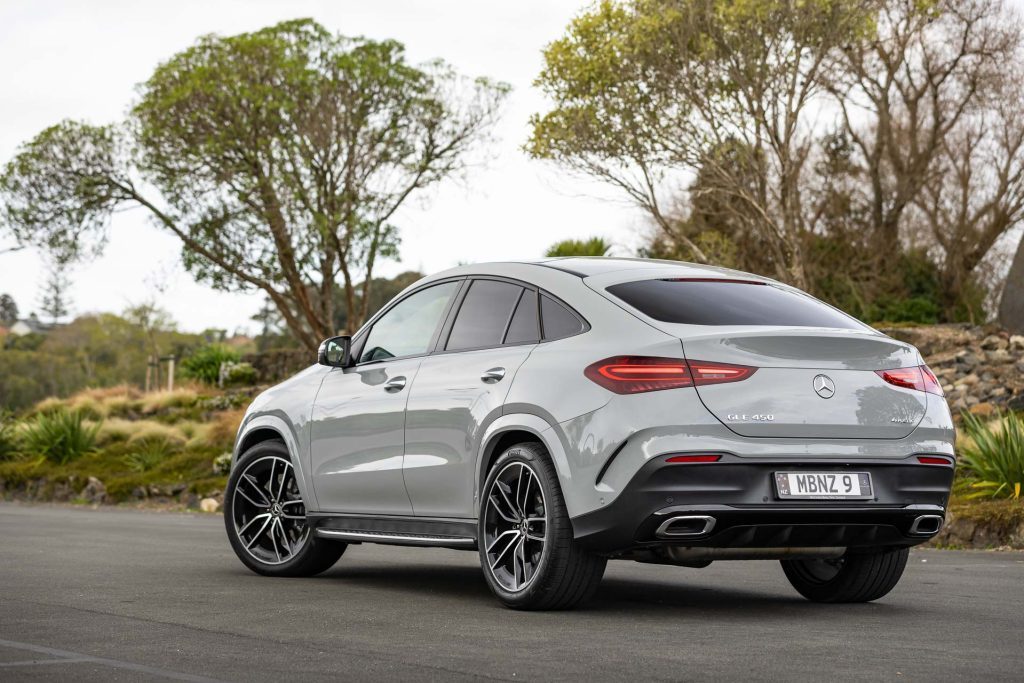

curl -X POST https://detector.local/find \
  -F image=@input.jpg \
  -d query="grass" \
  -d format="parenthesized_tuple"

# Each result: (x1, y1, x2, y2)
(959, 411, 1024, 499)
(138, 388, 199, 415)
(123, 438, 177, 473)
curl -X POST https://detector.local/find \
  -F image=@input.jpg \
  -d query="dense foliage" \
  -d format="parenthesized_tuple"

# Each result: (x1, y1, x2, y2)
(180, 344, 241, 385)
(960, 411, 1024, 500)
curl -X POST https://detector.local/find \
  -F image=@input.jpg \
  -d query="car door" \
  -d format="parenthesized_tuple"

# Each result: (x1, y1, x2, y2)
(310, 280, 462, 514)
(403, 278, 540, 518)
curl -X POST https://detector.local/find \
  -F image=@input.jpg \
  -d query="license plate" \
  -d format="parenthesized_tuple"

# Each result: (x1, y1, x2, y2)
(774, 472, 873, 500)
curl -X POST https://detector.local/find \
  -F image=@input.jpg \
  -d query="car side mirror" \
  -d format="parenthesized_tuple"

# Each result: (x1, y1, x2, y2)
(318, 336, 351, 368)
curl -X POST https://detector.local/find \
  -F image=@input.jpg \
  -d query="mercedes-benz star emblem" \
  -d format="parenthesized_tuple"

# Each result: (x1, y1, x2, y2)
(813, 374, 835, 399)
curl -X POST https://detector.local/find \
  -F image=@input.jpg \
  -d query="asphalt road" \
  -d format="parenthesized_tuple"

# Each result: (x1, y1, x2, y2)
(0, 504, 1021, 682)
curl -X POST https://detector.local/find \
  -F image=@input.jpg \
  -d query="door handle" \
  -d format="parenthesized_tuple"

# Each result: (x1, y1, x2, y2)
(384, 376, 407, 392)
(481, 367, 506, 384)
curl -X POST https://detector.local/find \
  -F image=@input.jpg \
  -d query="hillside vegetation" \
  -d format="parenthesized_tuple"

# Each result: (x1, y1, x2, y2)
(0, 384, 254, 507)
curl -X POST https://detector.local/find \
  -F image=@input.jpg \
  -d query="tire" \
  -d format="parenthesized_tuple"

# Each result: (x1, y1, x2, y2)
(781, 547, 910, 603)
(224, 439, 345, 577)
(478, 442, 606, 610)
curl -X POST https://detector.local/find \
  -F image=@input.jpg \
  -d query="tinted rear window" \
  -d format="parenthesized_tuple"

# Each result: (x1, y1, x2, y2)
(606, 279, 865, 329)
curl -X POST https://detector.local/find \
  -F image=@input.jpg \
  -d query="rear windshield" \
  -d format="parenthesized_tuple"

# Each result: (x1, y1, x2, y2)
(606, 279, 866, 329)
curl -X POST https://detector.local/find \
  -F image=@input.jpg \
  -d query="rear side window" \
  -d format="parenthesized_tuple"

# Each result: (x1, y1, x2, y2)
(541, 294, 586, 339)
(606, 279, 865, 329)
(446, 280, 524, 351)
(504, 290, 540, 344)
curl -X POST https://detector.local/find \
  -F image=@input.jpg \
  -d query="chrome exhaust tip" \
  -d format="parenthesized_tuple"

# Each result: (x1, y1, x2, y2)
(909, 514, 943, 535)
(655, 515, 716, 538)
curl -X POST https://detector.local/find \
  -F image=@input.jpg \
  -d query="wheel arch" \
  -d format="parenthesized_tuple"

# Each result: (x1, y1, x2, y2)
(233, 413, 318, 511)
(475, 413, 575, 516)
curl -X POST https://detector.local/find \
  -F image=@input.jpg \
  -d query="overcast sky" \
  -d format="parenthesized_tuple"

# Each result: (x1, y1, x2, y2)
(0, 0, 646, 333)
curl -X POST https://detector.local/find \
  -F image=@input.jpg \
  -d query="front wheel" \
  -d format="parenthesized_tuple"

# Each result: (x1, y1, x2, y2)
(224, 440, 345, 577)
(781, 547, 910, 603)
(478, 442, 606, 610)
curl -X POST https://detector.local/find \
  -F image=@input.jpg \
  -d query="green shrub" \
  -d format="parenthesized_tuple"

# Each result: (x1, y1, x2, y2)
(181, 344, 240, 385)
(21, 409, 101, 465)
(960, 411, 1024, 499)
(123, 438, 175, 473)
(221, 361, 257, 387)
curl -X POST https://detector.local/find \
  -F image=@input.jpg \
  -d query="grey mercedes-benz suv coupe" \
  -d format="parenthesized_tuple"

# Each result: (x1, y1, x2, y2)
(224, 257, 955, 610)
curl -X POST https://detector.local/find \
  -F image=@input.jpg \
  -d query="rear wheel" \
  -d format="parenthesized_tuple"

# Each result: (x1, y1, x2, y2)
(479, 442, 606, 610)
(781, 547, 909, 603)
(224, 440, 345, 577)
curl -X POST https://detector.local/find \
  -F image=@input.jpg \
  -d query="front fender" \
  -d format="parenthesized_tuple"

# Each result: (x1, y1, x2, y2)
(234, 411, 318, 513)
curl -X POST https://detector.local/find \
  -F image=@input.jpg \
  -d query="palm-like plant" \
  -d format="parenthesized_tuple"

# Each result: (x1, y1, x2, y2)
(21, 409, 100, 465)
(959, 411, 1024, 499)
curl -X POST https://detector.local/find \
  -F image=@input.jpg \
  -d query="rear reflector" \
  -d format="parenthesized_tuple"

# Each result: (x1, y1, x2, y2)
(584, 356, 756, 394)
(917, 456, 953, 466)
(875, 365, 944, 396)
(666, 454, 722, 463)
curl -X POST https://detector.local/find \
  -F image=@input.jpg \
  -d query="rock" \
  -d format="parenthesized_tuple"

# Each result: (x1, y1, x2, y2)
(51, 481, 73, 502)
(131, 486, 148, 500)
(980, 335, 1007, 351)
(1010, 522, 1024, 548)
(969, 402, 996, 418)
(945, 517, 976, 544)
(81, 477, 107, 505)
(1008, 393, 1024, 412)
(973, 525, 1000, 549)
(199, 497, 220, 513)
(956, 352, 980, 368)
(179, 491, 200, 509)
(1010, 335, 1024, 351)
(959, 373, 980, 386)
(985, 349, 1013, 364)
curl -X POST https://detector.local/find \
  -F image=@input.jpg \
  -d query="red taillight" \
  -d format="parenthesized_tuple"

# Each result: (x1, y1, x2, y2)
(584, 356, 756, 394)
(666, 454, 722, 463)
(917, 455, 953, 466)
(875, 365, 944, 396)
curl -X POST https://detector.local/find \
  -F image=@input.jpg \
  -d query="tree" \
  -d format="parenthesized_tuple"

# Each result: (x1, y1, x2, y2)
(0, 293, 17, 326)
(913, 64, 1024, 320)
(38, 261, 70, 323)
(0, 20, 509, 350)
(332, 270, 423, 334)
(528, 0, 874, 288)
(545, 237, 612, 257)
(826, 0, 1019, 267)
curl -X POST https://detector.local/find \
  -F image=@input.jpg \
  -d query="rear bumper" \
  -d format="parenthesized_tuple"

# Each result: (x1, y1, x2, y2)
(571, 454, 954, 554)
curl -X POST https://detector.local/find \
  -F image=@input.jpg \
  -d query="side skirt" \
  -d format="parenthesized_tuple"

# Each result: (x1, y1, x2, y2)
(308, 513, 478, 550)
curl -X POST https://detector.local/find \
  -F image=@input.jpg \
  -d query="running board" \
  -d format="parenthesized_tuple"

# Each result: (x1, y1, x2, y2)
(316, 528, 476, 548)
(309, 513, 477, 550)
